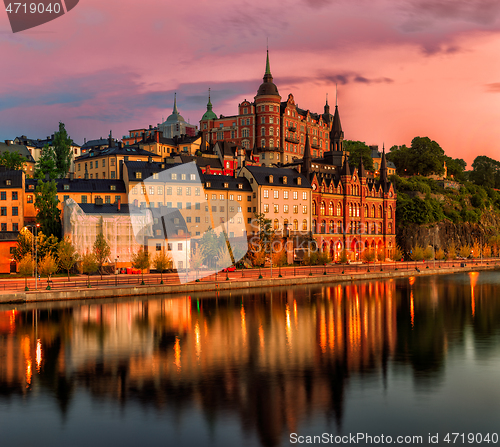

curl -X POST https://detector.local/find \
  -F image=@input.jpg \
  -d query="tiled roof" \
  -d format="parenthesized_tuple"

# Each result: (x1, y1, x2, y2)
(76, 145, 158, 161)
(244, 166, 311, 188)
(25, 178, 126, 193)
(0, 168, 23, 188)
(0, 142, 35, 163)
(201, 174, 252, 191)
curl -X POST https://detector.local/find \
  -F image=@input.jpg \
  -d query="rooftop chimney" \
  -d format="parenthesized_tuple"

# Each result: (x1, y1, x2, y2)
(69, 172, 74, 181)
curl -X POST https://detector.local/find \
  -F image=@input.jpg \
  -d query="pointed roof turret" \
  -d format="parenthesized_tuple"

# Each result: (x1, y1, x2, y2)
(380, 144, 389, 186)
(359, 156, 366, 178)
(256, 50, 280, 97)
(341, 156, 351, 176)
(331, 105, 343, 139)
(202, 88, 217, 120)
(303, 132, 312, 175)
(165, 93, 186, 123)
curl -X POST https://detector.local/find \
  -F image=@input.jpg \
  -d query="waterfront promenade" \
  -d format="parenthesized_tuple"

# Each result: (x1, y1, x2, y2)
(0, 258, 497, 304)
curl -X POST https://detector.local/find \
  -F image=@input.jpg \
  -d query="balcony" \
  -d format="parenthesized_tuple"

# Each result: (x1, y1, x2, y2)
(285, 135, 299, 144)
(288, 126, 297, 132)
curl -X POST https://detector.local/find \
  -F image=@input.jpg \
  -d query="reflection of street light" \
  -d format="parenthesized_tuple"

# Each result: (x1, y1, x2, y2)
(115, 258, 118, 286)
(26, 223, 40, 290)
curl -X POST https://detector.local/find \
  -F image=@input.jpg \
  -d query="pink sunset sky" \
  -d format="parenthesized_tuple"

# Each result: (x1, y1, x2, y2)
(1, 0, 500, 167)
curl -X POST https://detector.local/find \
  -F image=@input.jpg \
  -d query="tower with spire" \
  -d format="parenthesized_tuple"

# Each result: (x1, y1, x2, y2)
(158, 93, 197, 138)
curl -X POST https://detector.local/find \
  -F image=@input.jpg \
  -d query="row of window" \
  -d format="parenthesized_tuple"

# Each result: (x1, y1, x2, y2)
(271, 219, 308, 231)
(0, 207, 18, 216)
(131, 185, 202, 196)
(0, 191, 18, 200)
(207, 194, 250, 202)
(313, 201, 393, 219)
(0, 223, 18, 231)
(77, 158, 116, 171)
(263, 204, 307, 214)
(263, 190, 307, 200)
(311, 221, 393, 234)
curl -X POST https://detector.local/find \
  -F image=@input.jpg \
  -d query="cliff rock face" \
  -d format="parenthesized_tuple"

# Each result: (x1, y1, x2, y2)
(396, 211, 500, 252)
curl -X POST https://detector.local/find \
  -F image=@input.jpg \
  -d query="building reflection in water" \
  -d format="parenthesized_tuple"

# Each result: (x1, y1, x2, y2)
(1, 272, 500, 447)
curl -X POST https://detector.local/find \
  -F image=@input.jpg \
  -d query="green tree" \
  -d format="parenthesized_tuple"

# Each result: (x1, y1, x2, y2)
(469, 155, 500, 188)
(435, 248, 445, 260)
(362, 249, 376, 263)
(199, 228, 220, 267)
(81, 252, 98, 287)
(423, 246, 434, 261)
(37, 232, 59, 260)
(13, 227, 33, 262)
(153, 249, 173, 284)
(35, 179, 61, 238)
(38, 254, 58, 290)
(0, 150, 25, 171)
(459, 244, 471, 258)
(57, 237, 78, 281)
(444, 156, 466, 181)
(344, 140, 374, 171)
(189, 245, 205, 280)
(387, 144, 412, 175)
(93, 232, 111, 279)
(53, 122, 73, 178)
(446, 242, 457, 260)
(388, 137, 445, 177)
(132, 247, 150, 285)
(34, 144, 58, 179)
(19, 254, 34, 291)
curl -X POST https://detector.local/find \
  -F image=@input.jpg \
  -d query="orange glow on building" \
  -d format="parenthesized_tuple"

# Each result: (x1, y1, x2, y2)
(469, 272, 479, 317)
(36, 339, 42, 372)
(174, 336, 181, 370)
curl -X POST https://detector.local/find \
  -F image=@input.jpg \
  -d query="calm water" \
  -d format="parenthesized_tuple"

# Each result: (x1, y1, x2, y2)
(1, 272, 500, 447)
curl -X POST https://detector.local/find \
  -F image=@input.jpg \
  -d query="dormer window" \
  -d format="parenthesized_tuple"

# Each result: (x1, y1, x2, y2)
(283, 176, 287, 184)
(171, 173, 177, 180)
(238, 184, 243, 189)
(206, 182, 211, 188)
(224, 183, 229, 188)
(29, 184, 34, 190)
(269, 175, 273, 183)
(6, 180, 11, 186)
(153, 173, 159, 179)
(110, 185, 116, 191)
(297, 177, 301, 186)
(64, 184, 70, 190)
(135, 172, 142, 179)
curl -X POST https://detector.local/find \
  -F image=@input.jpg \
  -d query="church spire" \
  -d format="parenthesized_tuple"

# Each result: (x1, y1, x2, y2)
(380, 144, 389, 189)
(173, 92, 178, 114)
(265, 49, 271, 75)
(303, 132, 312, 175)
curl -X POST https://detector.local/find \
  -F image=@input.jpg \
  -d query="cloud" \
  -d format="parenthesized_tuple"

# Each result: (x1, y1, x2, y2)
(315, 72, 394, 85)
(485, 82, 500, 92)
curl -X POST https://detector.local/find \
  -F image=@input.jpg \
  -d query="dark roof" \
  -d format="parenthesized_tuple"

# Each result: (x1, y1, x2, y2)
(78, 203, 133, 214)
(244, 166, 311, 188)
(56, 179, 126, 193)
(201, 174, 252, 191)
(25, 178, 126, 193)
(256, 51, 280, 97)
(124, 161, 203, 183)
(81, 138, 114, 149)
(76, 145, 158, 161)
(0, 142, 35, 163)
(0, 168, 23, 188)
(0, 231, 19, 241)
(177, 155, 223, 170)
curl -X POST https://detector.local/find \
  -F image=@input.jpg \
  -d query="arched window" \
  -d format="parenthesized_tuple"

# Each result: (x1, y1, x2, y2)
(349, 203, 352, 217)
(364, 204, 368, 217)
(274, 218, 279, 230)
(388, 222, 393, 234)
(337, 202, 342, 216)
(302, 219, 308, 231)
(338, 221, 343, 234)
(356, 204, 360, 217)
(371, 205, 375, 218)
(321, 220, 326, 234)
(388, 206, 393, 218)
(378, 205, 383, 218)
(293, 219, 298, 230)
(261, 139, 265, 148)
(312, 201, 317, 215)
(329, 221, 334, 233)
(378, 222, 383, 234)
(329, 202, 334, 216)
(269, 139, 274, 148)
(269, 127, 274, 136)
(320, 202, 325, 215)
(312, 219, 317, 233)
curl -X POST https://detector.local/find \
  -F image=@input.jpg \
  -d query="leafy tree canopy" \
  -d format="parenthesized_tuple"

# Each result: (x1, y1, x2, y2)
(469, 155, 500, 189)
(344, 140, 374, 171)
(34, 144, 58, 180)
(35, 180, 61, 238)
(0, 150, 25, 171)
(53, 122, 73, 178)
(93, 230, 111, 278)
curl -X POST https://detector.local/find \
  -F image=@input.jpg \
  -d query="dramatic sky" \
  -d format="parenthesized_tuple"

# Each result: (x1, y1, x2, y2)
(1, 0, 500, 167)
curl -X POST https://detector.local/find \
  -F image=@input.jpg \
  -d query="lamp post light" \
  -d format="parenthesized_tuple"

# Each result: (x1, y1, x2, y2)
(115, 258, 118, 286)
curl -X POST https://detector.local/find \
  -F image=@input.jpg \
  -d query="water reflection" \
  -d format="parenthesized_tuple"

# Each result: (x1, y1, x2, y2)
(1, 272, 500, 446)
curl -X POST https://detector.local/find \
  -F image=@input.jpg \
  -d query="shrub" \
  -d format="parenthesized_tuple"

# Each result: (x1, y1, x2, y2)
(435, 248, 445, 260)
(459, 244, 471, 258)
(446, 242, 457, 260)
(423, 246, 434, 260)
(410, 244, 425, 261)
